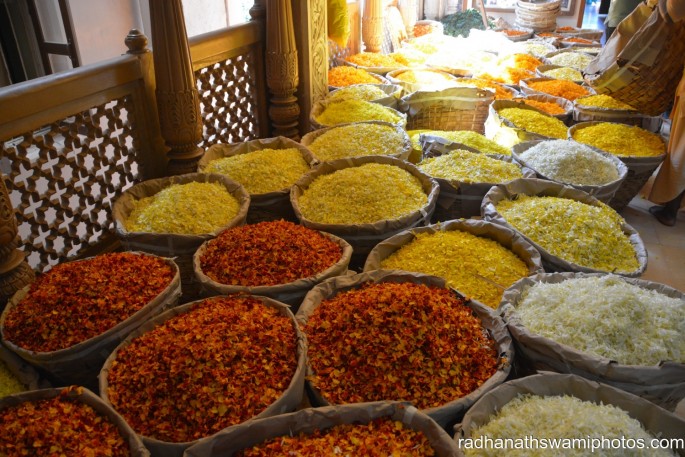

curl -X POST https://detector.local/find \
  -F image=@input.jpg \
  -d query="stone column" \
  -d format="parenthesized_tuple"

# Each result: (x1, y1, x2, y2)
(362, 0, 384, 52)
(0, 176, 34, 308)
(265, 0, 300, 140)
(149, 0, 204, 175)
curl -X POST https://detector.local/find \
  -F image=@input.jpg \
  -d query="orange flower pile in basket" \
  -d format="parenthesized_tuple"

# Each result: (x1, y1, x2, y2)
(346, 52, 408, 68)
(518, 98, 566, 115)
(237, 418, 435, 456)
(0, 387, 129, 456)
(527, 79, 590, 101)
(305, 282, 499, 409)
(501, 29, 529, 37)
(199, 220, 343, 287)
(106, 296, 298, 443)
(453, 78, 514, 99)
(2, 252, 175, 352)
(328, 66, 380, 87)
(563, 37, 595, 44)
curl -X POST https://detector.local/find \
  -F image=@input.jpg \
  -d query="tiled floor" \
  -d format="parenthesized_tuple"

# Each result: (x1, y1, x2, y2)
(621, 196, 685, 291)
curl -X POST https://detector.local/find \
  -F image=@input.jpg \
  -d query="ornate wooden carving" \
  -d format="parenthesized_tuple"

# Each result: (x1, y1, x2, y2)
(0, 175, 34, 307)
(362, 0, 384, 52)
(265, 0, 300, 140)
(293, 0, 329, 134)
(149, 0, 203, 175)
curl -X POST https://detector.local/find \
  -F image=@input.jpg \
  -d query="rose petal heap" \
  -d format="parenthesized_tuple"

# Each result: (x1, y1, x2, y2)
(3, 252, 175, 352)
(305, 282, 499, 409)
(464, 394, 675, 457)
(296, 163, 428, 225)
(204, 148, 309, 194)
(0, 387, 130, 457)
(237, 418, 435, 456)
(496, 195, 640, 273)
(199, 220, 343, 287)
(379, 231, 531, 308)
(106, 296, 297, 443)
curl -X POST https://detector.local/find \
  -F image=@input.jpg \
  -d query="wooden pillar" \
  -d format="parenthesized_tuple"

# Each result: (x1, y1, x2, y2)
(0, 175, 35, 308)
(265, 0, 300, 140)
(363, 0, 384, 52)
(293, 0, 329, 135)
(149, 0, 203, 176)
(125, 28, 167, 179)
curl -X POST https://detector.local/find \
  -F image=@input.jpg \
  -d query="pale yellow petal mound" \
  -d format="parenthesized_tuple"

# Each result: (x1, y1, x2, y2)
(298, 163, 427, 224)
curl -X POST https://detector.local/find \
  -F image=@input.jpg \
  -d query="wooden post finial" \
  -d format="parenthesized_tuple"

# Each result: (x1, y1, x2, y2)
(362, 0, 385, 52)
(125, 29, 149, 54)
(0, 176, 35, 308)
(266, 0, 301, 140)
(149, 0, 204, 175)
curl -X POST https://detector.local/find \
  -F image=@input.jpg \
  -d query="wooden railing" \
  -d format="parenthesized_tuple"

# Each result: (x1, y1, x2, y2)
(0, 32, 162, 281)
(189, 20, 269, 147)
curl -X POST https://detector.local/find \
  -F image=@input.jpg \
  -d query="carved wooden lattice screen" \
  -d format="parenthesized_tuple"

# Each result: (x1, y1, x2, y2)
(2, 99, 140, 271)
(190, 21, 269, 146)
(0, 51, 162, 273)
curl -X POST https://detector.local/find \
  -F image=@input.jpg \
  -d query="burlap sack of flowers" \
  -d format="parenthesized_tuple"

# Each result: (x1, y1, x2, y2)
(454, 373, 685, 457)
(290, 155, 439, 268)
(193, 227, 353, 309)
(184, 401, 459, 456)
(310, 99, 407, 130)
(99, 295, 307, 457)
(482, 178, 647, 276)
(517, 92, 574, 123)
(568, 121, 667, 212)
(419, 137, 536, 220)
(0, 253, 180, 388)
(295, 270, 513, 430)
(0, 386, 150, 456)
(198, 136, 313, 224)
(300, 120, 411, 162)
(500, 272, 685, 411)
(511, 139, 628, 204)
(484, 99, 567, 148)
(0, 343, 45, 396)
(364, 219, 543, 283)
(325, 83, 403, 109)
(112, 172, 249, 300)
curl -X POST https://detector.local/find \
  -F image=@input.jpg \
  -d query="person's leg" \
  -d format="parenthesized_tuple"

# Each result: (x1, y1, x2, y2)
(649, 189, 685, 226)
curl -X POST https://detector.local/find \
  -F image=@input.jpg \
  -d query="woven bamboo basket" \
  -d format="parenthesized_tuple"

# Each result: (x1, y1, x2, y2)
(514, 0, 561, 32)
(584, 2, 685, 116)
(399, 86, 494, 133)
